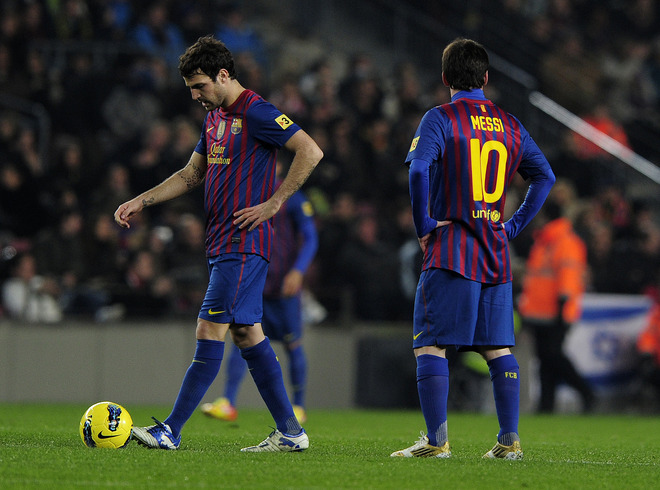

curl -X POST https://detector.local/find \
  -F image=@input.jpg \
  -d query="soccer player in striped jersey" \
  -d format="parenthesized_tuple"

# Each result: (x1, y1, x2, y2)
(201, 160, 318, 424)
(114, 35, 323, 452)
(391, 38, 555, 460)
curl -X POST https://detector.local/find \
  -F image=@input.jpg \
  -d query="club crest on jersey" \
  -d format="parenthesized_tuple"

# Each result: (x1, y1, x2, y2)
(231, 118, 242, 135)
(275, 114, 294, 130)
(217, 120, 226, 138)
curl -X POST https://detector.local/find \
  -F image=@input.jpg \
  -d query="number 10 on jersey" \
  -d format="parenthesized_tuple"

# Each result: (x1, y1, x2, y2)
(470, 139, 508, 204)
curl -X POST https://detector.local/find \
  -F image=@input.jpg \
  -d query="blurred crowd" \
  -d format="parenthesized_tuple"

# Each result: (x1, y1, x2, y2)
(0, 0, 660, 330)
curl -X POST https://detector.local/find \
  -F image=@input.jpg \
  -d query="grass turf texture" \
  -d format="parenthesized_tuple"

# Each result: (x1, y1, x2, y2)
(1, 404, 658, 489)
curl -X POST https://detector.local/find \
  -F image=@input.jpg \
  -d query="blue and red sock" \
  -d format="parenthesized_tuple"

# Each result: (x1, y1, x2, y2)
(165, 339, 224, 437)
(416, 354, 449, 446)
(487, 354, 520, 443)
(242, 337, 301, 435)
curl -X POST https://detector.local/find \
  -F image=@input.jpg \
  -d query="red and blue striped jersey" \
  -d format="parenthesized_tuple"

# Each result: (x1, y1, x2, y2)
(263, 181, 318, 298)
(194, 89, 301, 260)
(406, 89, 551, 284)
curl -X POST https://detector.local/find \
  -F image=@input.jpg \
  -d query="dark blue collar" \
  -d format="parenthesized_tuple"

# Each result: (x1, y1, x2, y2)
(451, 89, 487, 102)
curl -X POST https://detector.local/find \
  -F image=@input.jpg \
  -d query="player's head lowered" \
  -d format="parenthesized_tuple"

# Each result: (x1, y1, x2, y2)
(441, 38, 489, 91)
(178, 35, 237, 82)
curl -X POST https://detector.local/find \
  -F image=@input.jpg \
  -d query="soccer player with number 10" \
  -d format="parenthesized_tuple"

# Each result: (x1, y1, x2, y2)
(391, 38, 555, 460)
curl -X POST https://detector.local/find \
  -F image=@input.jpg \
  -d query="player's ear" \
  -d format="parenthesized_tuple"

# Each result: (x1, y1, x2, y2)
(483, 71, 489, 87)
(217, 68, 229, 83)
(441, 72, 450, 87)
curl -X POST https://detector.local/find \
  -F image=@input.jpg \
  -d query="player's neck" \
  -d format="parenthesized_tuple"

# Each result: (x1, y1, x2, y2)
(222, 80, 247, 109)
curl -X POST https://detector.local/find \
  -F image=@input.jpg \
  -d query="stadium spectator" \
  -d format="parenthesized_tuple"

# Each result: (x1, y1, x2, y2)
(112, 248, 174, 319)
(584, 220, 618, 293)
(132, 1, 186, 68)
(166, 213, 208, 315)
(389, 60, 426, 120)
(20, 1, 54, 43)
(213, 3, 268, 68)
(90, 163, 134, 218)
(93, 0, 134, 42)
(22, 48, 53, 110)
(268, 73, 309, 126)
(0, 7, 26, 77)
(314, 191, 358, 319)
(337, 211, 399, 321)
(54, 52, 108, 137)
(570, 102, 632, 161)
(13, 125, 44, 178)
(48, 135, 100, 210)
(129, 119, 173, 192)
(85, 213, 123, 293)
(539, 30, 601, 114)
(614, 0, 660, 43)
(518, 192, 595, 413)
(51, 0, 95, 41)
(0, 161, 51, 238)
(396, 203, 422, 321)
(2, 251, 62, 324)
(101, 57, 164, 142)
(359, 118, 401, 206)
(600, 36, 651, 127)
(34, 209, 96, 314)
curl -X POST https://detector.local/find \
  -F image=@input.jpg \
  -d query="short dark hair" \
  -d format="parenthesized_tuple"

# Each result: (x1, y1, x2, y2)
(442, 38, 489, 90)
(178, 35, 237, 80)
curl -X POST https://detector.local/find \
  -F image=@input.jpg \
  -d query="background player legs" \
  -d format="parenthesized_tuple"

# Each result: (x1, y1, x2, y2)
(205, 338, 307, 422)
(224, 343, 247, 407)
(286, 341, 307, 408)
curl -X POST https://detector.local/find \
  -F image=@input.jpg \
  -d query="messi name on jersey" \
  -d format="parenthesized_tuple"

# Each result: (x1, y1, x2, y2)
(470, 115, 504, 133)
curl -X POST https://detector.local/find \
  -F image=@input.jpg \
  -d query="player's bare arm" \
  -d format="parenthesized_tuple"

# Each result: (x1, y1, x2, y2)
(114, 152, 207, 228)
(233, 129, 323, 231)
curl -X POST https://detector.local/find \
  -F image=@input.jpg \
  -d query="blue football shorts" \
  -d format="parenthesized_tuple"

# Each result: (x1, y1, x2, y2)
(413, 268, 515, 349)
(198, 253, 268, 325)
(262, 294, 303, 344)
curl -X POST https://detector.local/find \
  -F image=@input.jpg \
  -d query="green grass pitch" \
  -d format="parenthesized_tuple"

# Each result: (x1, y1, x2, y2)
(1, 403, 658, 489)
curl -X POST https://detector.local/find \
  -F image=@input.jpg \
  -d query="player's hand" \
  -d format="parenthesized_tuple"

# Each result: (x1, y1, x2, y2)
(418, 220, 450, 253)
(114, 200, 141, 229)
(233, 200, 280, 231)
(282, 270, 304, 296)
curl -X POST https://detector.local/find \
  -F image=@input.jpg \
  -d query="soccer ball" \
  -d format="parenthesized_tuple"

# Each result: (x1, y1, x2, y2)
(79, 401, 133, 449)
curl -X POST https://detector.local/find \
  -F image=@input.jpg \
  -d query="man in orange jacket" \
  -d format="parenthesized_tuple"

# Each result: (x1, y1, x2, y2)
(517, 196, 595, 413)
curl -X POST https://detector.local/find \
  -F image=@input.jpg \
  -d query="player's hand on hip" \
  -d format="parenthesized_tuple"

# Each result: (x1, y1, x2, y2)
(418, 220, 450, 253)
(234, 200, 280, 231)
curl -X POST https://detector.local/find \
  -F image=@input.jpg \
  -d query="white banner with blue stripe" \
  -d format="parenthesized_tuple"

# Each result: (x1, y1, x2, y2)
(564, 293, 653, 390)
